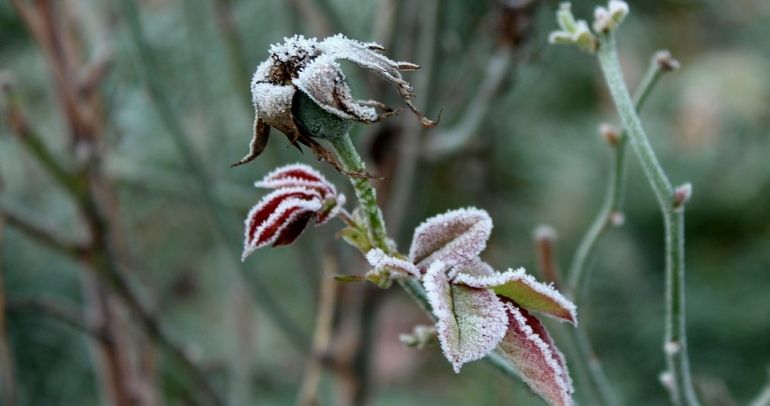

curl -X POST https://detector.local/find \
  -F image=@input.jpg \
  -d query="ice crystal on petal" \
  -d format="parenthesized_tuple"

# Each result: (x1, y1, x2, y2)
(498, 303, 574, 406)
(454, 267, 577, 325)
(366, 248, 420, 278)
(235, 34, 434, 171)
(255, 163, 337, 198)
(294, 56, 379, 123)
(409, 207, 493, 270)
(424, 261, 508, 373)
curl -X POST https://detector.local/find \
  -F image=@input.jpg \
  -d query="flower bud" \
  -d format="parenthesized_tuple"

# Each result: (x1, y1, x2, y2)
(654, 50, 681, 72)
(593, 0, 629, 33)
(673, 182, 692, 210)
(599, 122, 621, 147)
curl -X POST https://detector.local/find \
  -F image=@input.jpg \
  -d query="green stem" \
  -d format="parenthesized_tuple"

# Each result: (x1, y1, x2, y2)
(567, 55, 664, 298)
(563, 52, 667, 406)
(597, 33, 699, 406)
(328, 134, 389, 251)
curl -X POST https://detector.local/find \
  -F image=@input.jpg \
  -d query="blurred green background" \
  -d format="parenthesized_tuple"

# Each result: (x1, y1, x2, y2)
(1, 0, 769, 405)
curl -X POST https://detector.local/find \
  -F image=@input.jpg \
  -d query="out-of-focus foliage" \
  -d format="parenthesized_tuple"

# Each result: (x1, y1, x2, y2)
(1, 0, 769, 405)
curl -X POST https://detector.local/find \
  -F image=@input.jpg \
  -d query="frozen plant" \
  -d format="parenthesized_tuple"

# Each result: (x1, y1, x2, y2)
(232, 34, 435, 173)
(236, 34, 579, 406)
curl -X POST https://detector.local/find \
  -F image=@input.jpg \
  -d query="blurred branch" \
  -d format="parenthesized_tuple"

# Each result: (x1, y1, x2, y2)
(0, 207, 89, 260)
(423, 46, 514, 158)
(208, 0, 251, 110)
(386, 0, 440, 235)
(750, 367, 770, 406)
(1, 82, 85, 200)
(296, 249, 339, 406)
(533, 225, 562, 288)
(287, 0, 347, 37)
(6, 296, 107, 342)
(116, 0, 310, 351)
(0, 217, 18, 406)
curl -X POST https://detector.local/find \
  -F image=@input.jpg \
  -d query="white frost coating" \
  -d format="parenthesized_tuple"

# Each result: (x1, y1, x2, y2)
(409, 207, 493, 269)
(251, 82, 295, 126)
(365, 248, 420, 277)
(424, 261, 508, 373)
(294, 55, 378, 122)
(501, 303, 574, 406)
(454, 267, 577, 325)
(255, 163, 337, 197)
(242, 195, 322, 260)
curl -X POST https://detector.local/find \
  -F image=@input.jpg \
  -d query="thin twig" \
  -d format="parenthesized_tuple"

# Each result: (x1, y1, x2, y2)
(558, 51, 674, 406)
(6, 296, 107, 342)
(296, 249, 339, 406)
(386, 0, 440, 236)
(423, 46, 514, 158)
(567, 51, 669, 299)
(1, 207, 89, 260)
(0, 217, 18, 406)
(597, 33, 699, 406)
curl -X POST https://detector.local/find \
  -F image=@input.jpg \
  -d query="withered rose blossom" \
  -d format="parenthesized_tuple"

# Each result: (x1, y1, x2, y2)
(242, 163, 345, 260)
(233, 34, 436, 172)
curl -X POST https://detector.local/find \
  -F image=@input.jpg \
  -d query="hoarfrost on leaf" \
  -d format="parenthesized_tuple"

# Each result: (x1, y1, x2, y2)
(423, 261, 508, 373)
(366, 248, 420, 278)
(454, 267, 577, 325)
(409, 207, 493, 270)
(498, 303, 574, 406)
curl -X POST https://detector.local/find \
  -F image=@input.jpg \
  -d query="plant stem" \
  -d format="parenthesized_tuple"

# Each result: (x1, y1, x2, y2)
(329, 134, 390, 251)
(567, 54, 664, 298)
(562, 52, 668, 406)
(597, 33, 699, 406)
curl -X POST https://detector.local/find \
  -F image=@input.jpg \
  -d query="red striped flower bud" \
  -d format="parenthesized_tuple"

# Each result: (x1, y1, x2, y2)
(242, 164, 345, 260)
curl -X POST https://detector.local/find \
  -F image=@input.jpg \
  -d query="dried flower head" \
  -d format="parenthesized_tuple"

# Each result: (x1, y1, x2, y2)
(233, 34, 436, 172)
(242, 163, 344, 260)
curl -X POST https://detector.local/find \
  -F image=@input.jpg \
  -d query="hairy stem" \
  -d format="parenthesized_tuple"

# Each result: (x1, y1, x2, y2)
(562, 52, 670, 405)
(567, 53, 665, 298)
(329, 134, 390, 251)
(597, 33, 699, 406)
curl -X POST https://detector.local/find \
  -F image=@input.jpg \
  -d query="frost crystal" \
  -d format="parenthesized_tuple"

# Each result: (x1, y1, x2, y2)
(366, 248, 420, 278)
(424, 261, 509, 373)
(454, 267, 577, 325)
(498, 303, 574, 406)
(409, 207, 492, 269)
(233, 34, 435, 171)
(242, 164, 345, 260)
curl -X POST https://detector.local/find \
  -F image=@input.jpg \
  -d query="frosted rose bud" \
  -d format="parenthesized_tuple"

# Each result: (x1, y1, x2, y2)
(232, 34, 435, 172)
(242, 163, 345, 260)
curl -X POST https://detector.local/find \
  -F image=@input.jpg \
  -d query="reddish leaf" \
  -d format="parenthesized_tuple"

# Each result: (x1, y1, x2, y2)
(454, 267, 577, 325)
(409, 208, 493, 270)
(498, 302, 574, 406)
